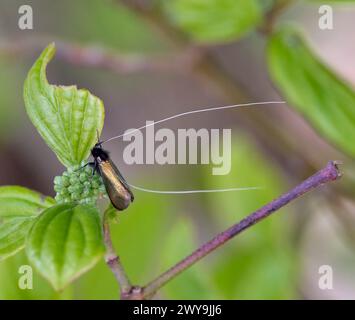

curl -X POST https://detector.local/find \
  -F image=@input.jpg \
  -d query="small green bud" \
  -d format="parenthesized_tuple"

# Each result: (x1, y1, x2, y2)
(69, 175, 79, 185)
(67, 167, 75, 174)
(82, 189, 91, 197)
(53, 176, 62, 185)
(71, 192, 81, 201)
(53, 165, 106, 205)
(60, 188, 70, 196)
(92, 180, 100, 189)
(67, 185, 76, 193)
(79, 173, 88, 182)
(83, 163, 92, 174)
(83, 181, 91, 187)
(61, 176, 70, 187)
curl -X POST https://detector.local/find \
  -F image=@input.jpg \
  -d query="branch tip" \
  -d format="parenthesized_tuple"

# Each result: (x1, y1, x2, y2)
(327, 160, 342, 180)
(141, 161, 342, 299)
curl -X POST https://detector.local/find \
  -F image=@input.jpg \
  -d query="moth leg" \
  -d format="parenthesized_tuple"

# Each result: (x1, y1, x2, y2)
(91, 162, 100, 176)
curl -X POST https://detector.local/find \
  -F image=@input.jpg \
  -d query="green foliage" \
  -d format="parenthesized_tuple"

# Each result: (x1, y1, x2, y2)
(165, 0, 262, 43)
(268, 27, 355, 157)
(26, 203, 104, 291)
(0, 44, 109, 292)
(54, 161, 106, 205)
(0, 0, 327, 299)
(149, 134, 297, 300)
(23, 43, 105, 168)
(113, 191, 173, 285)
(0, 186, 54, 261)
(0, 251, 72, 300)
(67, 0, 164, 52)
(75, 190, 173, 299)
(160, 218, 218, 299)
(203, 134, 297, 299)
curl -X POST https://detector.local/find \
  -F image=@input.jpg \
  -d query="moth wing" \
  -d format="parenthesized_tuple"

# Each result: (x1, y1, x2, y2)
(108, 159, 134, 198)
(99, 160, 134, 211)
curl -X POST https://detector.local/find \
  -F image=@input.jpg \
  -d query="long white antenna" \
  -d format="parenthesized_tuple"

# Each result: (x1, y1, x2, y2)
(128, 184, 262, 194)
(101, 101, 285, 144)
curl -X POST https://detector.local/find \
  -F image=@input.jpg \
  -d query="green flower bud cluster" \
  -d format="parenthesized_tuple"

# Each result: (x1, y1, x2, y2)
(54, 161, 107, 205)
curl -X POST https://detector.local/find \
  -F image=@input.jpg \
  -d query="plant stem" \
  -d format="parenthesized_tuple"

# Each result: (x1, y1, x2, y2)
(103, 219, 132, 296)
(259, 0, 295, 35)
(0, 38, 201, 75)
(142, 161, 341, 299)
(118, 0, 325, 184)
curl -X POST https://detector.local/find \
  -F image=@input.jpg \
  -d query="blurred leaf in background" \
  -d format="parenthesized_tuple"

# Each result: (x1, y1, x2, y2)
(160, 218, 219, 299)
(164, 0, 262, 43)
(268, 27, 355, 158)
(62, 0, 164, 52)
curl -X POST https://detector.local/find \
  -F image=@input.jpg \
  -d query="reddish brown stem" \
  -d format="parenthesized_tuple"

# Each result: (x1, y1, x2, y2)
(0, 39, 201, 75)
(142, 161, 341, 299)
(103, 220, 132, 295)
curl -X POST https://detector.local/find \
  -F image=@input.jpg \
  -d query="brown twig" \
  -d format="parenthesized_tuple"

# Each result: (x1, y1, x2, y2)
(103, 219, 132, 296)
(0, 38, 202, 75)
(259, 0, 296, 36)
(55, 42, 201, 74)
(140, 161, 341, 299)
(117, 0, 324, 183)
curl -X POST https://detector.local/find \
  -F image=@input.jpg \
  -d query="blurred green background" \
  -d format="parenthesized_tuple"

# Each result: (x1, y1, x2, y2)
(0, 0, 355, 299)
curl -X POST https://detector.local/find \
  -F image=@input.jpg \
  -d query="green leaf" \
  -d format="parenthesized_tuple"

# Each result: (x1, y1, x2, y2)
(165, 0, 262, 43)
(268, 27, 355, 157)
(26, 203, 105, 291)
(23, 43, 105, 168)
(69, 0, 164, 52)
(0, 186, 54, 261)
(74, 190, 173, 299)
(0, 251, 72, 300)
(160, 218, 218, 299)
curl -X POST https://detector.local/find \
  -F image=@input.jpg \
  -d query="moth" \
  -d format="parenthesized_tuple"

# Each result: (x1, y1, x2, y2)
(90, 142, 134, 211)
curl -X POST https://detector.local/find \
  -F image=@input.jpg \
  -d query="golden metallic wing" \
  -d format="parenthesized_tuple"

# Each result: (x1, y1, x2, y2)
(98, 160, 134, 211)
